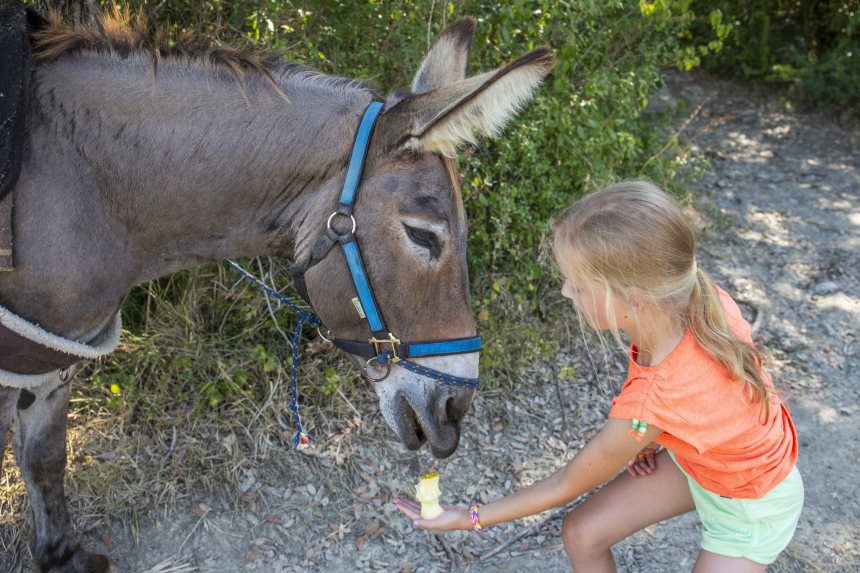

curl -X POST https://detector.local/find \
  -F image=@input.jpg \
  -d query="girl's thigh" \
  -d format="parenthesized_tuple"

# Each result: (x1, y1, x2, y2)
(693, 550, 766, 573)
(565, 449, 695, 547)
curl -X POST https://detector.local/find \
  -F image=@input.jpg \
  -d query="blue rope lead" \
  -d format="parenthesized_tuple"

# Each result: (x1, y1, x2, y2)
(228, 260, 318, 449)
(227, 260, 322, 327)
(377, 352, 481, 389)
(290, 313, 312, 449)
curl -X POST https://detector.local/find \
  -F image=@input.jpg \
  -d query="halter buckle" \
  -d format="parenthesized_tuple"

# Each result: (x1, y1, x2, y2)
(369, 333, 401, 362)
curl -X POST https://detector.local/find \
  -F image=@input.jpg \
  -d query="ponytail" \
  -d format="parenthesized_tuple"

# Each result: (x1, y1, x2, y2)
(687, 267, 773, 422)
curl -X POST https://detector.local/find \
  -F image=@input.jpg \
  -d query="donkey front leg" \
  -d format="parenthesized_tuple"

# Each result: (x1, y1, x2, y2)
(14, 368, 113, 573)
(1, 384, 21, 473)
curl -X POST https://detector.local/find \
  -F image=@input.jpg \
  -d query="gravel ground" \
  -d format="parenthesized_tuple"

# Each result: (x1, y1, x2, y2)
(2, 70, 858, 573)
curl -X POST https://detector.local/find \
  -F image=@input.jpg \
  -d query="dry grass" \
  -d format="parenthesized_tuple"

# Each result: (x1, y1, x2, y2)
(0, 259, 372, 548)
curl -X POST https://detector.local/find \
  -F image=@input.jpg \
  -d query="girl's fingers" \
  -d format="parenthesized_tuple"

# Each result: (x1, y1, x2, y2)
(393, 498, 421, 521)
(626, 459, 657, 477)
(394, 497, 420, 510)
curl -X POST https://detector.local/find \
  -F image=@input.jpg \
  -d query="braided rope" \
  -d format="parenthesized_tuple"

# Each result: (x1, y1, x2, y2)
(289, 313, 312, 449)
(228, 260, 317, 449)
(376, 353, 480, 389)
(227, 260, 321, 327)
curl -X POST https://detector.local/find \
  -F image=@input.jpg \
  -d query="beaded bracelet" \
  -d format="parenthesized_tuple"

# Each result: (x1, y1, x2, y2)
(469, 504, 486, 533)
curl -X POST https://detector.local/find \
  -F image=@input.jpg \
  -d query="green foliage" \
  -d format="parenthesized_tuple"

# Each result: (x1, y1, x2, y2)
(455, 1, 716, 317)
(692, 0, 860, 110)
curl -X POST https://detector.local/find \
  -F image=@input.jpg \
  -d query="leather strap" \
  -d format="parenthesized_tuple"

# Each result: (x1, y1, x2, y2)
(0, 321, 78, 374)
(0, 193, 11, 270)
(332, 335, 483, 360)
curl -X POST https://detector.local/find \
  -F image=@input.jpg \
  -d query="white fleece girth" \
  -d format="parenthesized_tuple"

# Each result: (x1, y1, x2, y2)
(0, 304, 121, 389)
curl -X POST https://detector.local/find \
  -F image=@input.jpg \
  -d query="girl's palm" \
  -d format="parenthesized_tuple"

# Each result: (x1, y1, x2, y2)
(393, 497, 469, 531)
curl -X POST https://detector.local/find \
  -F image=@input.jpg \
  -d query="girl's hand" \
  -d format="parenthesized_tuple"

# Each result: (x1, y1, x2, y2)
(393, 497, 471, 532)
(626, 443, 659, 477)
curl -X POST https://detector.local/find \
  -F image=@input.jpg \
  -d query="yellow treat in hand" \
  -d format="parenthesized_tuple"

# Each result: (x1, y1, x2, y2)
(415, 472, 444, 520)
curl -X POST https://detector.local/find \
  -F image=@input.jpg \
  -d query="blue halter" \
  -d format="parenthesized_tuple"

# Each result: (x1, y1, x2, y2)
(230, 102, 482, 448)
(309, 102, 482, 366)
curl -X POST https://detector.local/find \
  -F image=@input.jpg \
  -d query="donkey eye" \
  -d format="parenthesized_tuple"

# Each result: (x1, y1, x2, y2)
(404, 225, 441, 258)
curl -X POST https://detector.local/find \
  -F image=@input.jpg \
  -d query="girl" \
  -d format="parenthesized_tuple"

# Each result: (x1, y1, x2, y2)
(394, 181, 803, 572)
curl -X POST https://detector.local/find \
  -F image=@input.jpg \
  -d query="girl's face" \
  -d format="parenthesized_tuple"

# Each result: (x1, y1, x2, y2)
(560, 270, 628, 332)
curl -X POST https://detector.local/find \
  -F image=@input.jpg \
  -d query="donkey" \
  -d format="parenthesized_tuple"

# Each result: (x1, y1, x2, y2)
(0, 8, 553, 572)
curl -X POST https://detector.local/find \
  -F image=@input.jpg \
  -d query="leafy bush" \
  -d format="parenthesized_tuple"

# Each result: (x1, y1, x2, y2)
(692, 0, 860, 110)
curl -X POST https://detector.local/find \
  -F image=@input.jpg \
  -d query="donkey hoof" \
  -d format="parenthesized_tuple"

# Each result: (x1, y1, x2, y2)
(40, 546, 114, 573)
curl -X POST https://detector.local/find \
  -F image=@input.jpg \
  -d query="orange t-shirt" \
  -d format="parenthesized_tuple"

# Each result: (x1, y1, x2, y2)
(608, 287, 798, 499)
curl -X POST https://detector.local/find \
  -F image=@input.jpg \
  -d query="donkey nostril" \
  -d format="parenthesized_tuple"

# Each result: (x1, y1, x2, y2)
(444, 393, 472, 424)
(443, 387, 476, 423)
(411, 409, 426, 443)
(445, 398, 458, 422)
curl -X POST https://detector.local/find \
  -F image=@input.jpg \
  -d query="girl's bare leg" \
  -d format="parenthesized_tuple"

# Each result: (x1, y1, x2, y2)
(693, 550, 767, 573)
(562, 449, 695, 572)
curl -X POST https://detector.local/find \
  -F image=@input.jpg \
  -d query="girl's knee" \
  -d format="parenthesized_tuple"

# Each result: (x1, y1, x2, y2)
(562, 510, 606, 556)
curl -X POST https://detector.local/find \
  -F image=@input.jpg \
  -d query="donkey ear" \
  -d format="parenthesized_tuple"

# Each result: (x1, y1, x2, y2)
(411, 17, 476, 93)
(387, 47, 555, 157)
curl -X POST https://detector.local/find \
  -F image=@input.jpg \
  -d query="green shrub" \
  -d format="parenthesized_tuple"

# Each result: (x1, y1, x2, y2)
(692, 0, 860, 110)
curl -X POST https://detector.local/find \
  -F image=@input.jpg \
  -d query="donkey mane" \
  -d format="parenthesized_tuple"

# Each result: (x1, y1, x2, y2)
(30, 5, 373, 100)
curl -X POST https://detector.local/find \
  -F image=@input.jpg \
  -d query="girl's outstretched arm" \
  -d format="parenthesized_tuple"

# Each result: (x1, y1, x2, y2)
(394, 418, 663, 531)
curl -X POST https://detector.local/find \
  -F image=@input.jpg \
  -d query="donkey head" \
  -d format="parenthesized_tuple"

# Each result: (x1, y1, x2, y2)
(303, 19, 553, 458)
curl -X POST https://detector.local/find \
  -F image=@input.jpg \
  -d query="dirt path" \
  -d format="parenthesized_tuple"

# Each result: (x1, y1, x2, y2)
(3, 71, 858, 573)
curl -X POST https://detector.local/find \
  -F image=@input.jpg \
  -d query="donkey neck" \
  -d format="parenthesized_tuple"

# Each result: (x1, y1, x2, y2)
(3, 53, 374, 337)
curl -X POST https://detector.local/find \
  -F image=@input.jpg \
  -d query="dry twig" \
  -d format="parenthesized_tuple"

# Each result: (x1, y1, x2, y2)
(480, 509, 563, 561)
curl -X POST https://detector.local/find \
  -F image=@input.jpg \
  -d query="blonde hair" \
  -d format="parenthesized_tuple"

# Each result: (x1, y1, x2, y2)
(552, 181, 773, 420)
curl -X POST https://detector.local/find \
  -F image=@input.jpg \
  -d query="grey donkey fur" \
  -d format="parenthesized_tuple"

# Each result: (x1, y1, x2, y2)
(0, 11, 553, 572)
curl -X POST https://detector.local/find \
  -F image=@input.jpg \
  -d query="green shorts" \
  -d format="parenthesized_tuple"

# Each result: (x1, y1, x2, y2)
(668, 450, 804, 565)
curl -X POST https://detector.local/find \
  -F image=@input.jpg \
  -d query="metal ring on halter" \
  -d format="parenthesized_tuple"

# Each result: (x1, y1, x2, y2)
(327, 212, 357, 235)
(316, 327, 333, 344)
(363, 356, 391, 382)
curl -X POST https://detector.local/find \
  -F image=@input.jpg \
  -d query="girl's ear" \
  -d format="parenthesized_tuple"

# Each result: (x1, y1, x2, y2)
(628, 295, 647, 314)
